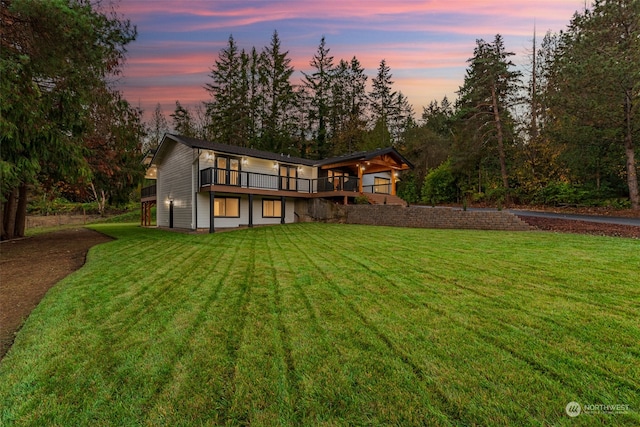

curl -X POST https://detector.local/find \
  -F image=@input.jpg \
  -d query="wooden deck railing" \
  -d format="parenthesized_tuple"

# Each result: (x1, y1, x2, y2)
(141, 184, 157, 198)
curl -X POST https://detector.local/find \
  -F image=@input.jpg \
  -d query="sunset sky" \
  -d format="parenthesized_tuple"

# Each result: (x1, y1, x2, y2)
(115, 0, 586, 123)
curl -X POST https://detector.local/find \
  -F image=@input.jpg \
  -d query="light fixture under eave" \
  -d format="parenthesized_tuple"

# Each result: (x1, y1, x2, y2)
(273, 162, 279, 170)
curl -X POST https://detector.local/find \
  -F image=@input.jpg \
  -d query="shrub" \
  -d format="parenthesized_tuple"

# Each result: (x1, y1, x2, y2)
(421, 160, 457, 205)
(354, 195, 370, 205)
(397, 175, 420, 204)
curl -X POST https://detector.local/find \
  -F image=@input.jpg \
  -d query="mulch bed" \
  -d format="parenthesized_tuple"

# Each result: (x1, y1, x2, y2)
(519, 216, 640, 239)
(0, 218, 637, 360)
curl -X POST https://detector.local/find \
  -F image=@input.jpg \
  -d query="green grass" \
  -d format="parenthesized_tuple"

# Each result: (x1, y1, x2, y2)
(1, 223, 639, 426)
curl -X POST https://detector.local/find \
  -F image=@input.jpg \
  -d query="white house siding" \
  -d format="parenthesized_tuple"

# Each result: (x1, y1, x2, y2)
(156, 142, 194, 229)
(195, 192, 297, 229)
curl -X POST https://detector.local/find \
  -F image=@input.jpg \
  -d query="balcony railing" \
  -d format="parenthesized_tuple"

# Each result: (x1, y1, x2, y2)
(141, 184, 157, 198)
(362, 183, 391, 194)
(199, 167, 378, 194)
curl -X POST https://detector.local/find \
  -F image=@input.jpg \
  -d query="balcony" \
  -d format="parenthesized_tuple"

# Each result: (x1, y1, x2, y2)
(199, 167, 372, 195)
(141, 184, 157, 199)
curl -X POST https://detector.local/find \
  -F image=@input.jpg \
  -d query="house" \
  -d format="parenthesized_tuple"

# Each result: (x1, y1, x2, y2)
(141, 133, 412, 231)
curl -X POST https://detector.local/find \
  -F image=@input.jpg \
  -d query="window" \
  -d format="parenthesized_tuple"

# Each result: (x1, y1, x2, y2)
(214, 197, 240, 217)
(374, 177, 391, 194)
(262, 199, 282, 218)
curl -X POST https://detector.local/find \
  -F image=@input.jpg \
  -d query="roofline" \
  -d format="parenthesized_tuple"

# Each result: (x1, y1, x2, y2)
(151, 133, 413, 169)
(153, 133, 317, 166)
(316, 147, 414, 169)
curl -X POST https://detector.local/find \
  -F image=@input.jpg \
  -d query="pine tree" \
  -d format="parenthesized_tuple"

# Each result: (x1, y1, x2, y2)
(369, 59, 397, 147)
(259, 30, 297, 153)
(302, 36, 335, 158)
(456, 34, 522, 203)
(171, 101, 196, 138)
(331, 57, 368, 154)
(205, 35, 248, 146)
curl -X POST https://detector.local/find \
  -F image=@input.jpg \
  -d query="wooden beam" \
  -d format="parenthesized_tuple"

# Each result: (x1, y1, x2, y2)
(391, 171, 397, 196)
(320, 160, 363, 169)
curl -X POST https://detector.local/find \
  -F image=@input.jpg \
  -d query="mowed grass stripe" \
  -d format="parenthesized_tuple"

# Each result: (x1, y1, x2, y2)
(1, 223, 639, 426)
(279, 225, 460, 424)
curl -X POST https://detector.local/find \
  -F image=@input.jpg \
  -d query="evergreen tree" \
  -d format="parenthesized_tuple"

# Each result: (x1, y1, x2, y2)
(456, 34, 522, 203)
(146, 103, 169, 151)
(369, 59, 397, 147)
(545, 0, 639, 209)
(205, 35, 249, 146)
(515, 30, 568, 199)
(1, 0, 136, 239)
(259, 30, 297, 153)
(330, 57, 369, 155)
(171, 101, 196, 138)
(302, 36, 335, 158)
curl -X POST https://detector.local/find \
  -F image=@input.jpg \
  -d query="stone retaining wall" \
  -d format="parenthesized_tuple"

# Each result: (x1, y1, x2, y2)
(343, 205, 532, 231)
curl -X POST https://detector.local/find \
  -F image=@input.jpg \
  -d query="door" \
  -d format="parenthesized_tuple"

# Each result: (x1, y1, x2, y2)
(279, 165, 297, 191)
(216, 157, 227, 184)
(216, 156, 240, 186)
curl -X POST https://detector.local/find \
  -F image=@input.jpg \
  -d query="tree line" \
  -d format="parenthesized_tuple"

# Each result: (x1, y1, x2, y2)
(147, 32, 415, 161)
(410, 0, 638, 210)
(154, 0, 638, 210)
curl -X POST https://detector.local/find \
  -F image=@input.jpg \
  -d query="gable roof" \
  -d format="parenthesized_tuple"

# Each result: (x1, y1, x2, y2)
(317, 147, 413, 169)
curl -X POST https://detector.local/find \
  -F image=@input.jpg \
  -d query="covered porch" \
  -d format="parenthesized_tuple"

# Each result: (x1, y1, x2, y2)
(316, 147, 413, 197)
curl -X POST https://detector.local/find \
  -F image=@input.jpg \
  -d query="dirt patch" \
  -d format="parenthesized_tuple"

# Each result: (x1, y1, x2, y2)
(0, 228, 112, 359)
(519, 216, 640, 239)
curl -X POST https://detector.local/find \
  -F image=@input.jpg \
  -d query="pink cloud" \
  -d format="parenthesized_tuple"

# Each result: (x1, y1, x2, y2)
(115, 0, 583, 123)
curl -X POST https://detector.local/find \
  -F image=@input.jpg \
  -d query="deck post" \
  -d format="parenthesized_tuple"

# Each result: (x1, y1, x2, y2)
(280, 196, 285, 224)
(248, 194, 254, 228)
(209, 191, 215, 233)
(391, 169, 397, 196)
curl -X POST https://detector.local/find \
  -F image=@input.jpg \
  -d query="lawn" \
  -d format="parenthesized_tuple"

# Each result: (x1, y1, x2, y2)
(1, 223, 638, 426)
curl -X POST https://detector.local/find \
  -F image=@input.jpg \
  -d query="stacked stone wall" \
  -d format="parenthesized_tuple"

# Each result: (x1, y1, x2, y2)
(343, 205, 532, 231)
